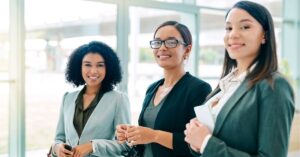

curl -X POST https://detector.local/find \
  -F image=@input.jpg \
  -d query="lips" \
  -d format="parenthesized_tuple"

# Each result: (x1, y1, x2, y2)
(228, 43, 245, 49)
(88, 76, 99, 81)
(157, 54, 171, 59)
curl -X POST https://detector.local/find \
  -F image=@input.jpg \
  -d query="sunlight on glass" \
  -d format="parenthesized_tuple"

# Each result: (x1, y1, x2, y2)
(25, 0, 117, 155)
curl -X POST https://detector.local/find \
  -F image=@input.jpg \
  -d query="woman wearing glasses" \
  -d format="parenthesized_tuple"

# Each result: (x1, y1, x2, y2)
(116, 21, 211, 157)
(184, 1, 294, 157)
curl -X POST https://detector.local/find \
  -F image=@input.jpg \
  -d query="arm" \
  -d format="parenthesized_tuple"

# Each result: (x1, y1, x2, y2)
(202, 78, 294, 157)
(52, 92, 73, 156)
(90, 92, 131, 156)
(173, 82, 212, 155)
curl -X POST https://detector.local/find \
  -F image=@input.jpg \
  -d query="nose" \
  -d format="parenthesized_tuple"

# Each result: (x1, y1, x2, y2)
(229, 28, 240, 39)
(158, 41, 167, 50)
(90, 66, 98, 74)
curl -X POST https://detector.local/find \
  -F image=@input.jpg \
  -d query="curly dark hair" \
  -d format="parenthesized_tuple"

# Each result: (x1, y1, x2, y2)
(65, 41, 122, 93)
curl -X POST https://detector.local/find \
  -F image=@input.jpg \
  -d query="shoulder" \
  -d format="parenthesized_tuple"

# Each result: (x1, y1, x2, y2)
(64, 90, 80, 100)
(104, 90, 129, 100)
(145, 79, 163, 93)
(183, 73, 212, 91)
(255, 72, 294, 100)
(257, 73, 293, 91)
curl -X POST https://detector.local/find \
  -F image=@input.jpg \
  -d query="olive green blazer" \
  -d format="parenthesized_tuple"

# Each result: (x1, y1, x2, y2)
(196, 73, 295, 157)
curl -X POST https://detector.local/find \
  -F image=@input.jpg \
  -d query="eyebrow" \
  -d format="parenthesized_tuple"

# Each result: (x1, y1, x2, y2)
(83, 61, 105, 63)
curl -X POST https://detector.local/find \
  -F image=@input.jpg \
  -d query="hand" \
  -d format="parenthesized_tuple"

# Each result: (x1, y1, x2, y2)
(72, 142, 93, 157)
(55, 143, 73, 157)
(127, 126, 156, 145)
(184, 118, 211, 150)
(116, 124, 129, 144)
(190, 144, 201, 153)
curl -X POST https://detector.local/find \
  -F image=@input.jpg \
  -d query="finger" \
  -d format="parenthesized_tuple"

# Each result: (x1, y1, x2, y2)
(127, 125, 138, 132)
(194, 119, 202, 126)
(184, 137, 190, 143)
(126, 130, 138, 138)
(127, 135, 139, 142)
(185, 123, 190, 129)
(190, 118, 198, 124)
(63, 148, 73, 155)
(117, 139, 126, 144)
(184, 129, 187, 135)
(129, 140, 139, 146)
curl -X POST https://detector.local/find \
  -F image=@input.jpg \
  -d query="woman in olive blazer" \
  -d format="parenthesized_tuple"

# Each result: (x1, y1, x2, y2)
(184, 1, 295, 157)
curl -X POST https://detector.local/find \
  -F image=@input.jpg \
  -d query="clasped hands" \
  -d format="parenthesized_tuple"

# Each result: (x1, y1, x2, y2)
(116, 124, 156, 146)
(55, 142, 92, 157)
(184, 118, 211, 153)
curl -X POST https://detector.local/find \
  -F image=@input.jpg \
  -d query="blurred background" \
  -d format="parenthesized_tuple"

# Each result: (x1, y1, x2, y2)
(0, 0, 299, 156)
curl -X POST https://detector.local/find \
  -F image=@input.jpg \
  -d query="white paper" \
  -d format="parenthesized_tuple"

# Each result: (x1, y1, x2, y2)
(194, 105, 215, 131)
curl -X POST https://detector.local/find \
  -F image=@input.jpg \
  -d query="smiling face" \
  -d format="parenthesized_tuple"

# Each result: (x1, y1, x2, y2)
(224, 8, 265, 66)
(81, 53, 106, 89)
(153, 25, 191, 70)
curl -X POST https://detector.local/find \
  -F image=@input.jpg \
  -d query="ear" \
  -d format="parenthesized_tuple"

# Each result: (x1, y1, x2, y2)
(261, 32, 266, 44)
(184, 45, 192, 59)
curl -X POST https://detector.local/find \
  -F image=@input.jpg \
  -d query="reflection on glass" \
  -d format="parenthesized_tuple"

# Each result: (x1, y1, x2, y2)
(0, 0, 9, 155)
(154, 0, 182, 3)
(25, 0, 116, 154)
(0, 83, 9, 155)
(198, 9, 225, 89)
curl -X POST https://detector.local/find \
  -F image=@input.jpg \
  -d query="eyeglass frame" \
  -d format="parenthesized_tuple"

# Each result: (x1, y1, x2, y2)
(149, 38, 187, 49)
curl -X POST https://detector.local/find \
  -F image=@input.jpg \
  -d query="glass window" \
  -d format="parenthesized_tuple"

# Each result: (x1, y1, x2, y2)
(0, 0, 9, 155)
(197, 0, 282, 16)
(153, 0, 183, 3)
(198, 9, 225, 89)
(0, 83, 9, 155)
(25, 0, 116, 155)
(128, 6, 195, 123)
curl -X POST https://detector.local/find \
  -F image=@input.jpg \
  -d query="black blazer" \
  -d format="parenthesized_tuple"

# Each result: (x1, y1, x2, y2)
(136, 72, 212, 157)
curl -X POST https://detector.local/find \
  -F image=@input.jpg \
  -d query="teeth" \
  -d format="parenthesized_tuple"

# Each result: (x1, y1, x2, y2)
(159, 55, 171, 59)
(88, 76, 99, 80)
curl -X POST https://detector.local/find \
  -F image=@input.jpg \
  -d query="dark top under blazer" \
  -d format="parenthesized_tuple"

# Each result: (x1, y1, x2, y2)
(192, 73, 295, 157)
(137, 72, 212, 157)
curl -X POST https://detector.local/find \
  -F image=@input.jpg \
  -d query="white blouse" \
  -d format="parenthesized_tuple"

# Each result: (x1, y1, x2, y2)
(198, 66, 252, 153)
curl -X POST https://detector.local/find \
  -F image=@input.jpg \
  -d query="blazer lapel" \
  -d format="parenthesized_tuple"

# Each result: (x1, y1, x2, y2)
(213, 80, 249, 135)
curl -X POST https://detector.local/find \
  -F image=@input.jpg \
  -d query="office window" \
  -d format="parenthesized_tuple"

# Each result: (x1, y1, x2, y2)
(0, 84, 9, 155)
(25, 0, 116, 153)
(198, 9, 224, 89)
(154, 0, 183, 3)
(0, 0, 9, 155)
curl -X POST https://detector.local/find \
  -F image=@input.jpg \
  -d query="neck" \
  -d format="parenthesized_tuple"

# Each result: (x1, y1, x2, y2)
(236, 61, 252, 76)
(163, 68, 185, 87)
(85, 85, 100, 95)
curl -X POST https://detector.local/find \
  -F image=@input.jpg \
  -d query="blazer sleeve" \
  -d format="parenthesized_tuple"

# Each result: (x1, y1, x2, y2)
(52, 92, 69, 156)
(173, 82, 212, 156)
(91, 92, 131, 156)
(54, 92, 69, 144)
(202, 77, 295, 157)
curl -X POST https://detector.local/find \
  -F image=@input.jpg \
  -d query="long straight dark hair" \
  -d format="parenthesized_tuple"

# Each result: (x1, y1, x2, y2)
(208, 1, 278, 99)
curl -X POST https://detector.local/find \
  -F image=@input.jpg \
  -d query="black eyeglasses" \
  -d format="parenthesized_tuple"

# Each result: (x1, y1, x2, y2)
(150, 39, 187, 49)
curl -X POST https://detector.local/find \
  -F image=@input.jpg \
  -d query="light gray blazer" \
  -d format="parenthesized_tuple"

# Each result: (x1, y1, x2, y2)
(53, 89, 131, 157)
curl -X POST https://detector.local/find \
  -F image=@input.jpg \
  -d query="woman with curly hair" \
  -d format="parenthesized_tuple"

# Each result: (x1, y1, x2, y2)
(51, 41, 130, 157)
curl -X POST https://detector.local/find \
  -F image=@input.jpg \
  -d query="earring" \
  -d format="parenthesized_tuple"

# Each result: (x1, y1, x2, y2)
(261, 39, 266, 44)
